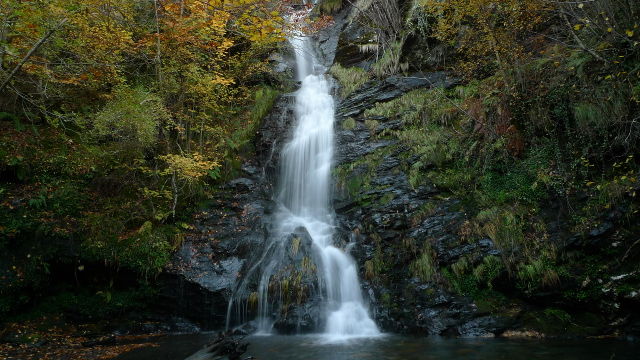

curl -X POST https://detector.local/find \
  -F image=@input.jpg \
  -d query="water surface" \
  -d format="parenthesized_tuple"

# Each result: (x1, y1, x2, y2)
(245, 335, 638, 360)
(116, 334, 639, 360)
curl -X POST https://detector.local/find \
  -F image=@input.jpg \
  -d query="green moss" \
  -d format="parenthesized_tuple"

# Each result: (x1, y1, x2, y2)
(379, 192, 395, 206)
(520, 308, 603, 336)
(372, 40, 404, 78)
(81, 221, 174, 279)
(380, 292, 392, 308)
(329, 63, 370, 98)
(364, 119, 379, 134)
(334, 145, 398, 202)
(475, 207, 525, 265)
(364, 88, 462, 126)
(516, 258, 560, 292)
(342, 117, 356, 130)
(410, 201, 437, 225)
(319, 0, 343, 14)
(364, 233, 387, 283)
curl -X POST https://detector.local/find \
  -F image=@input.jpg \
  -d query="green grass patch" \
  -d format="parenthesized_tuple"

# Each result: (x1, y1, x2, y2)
(329, 63, 370, 98)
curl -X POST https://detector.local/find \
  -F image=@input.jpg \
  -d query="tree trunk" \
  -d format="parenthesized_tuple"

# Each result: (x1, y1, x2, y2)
(153, 0, 162, 85)
(0, 18, 67, 93)
(171, 171, 178, 219)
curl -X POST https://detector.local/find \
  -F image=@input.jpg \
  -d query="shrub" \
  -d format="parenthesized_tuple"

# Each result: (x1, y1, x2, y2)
(342, 117, 356, 130)
(93, 86, 170, 149)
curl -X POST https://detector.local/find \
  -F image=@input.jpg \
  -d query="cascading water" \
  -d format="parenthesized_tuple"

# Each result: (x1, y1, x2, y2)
(275, 34, 379, 339)
(226, 4, 379, 340)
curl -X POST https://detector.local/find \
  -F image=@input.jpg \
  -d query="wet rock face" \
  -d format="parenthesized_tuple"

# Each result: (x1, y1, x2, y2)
(161, 87, 299, 330)
(160, 161, 272, 330)
(273, 297, 324, 334)
(315, 6, 351, 70)
(267, 228, 325, 334)
(332, 77, 507, 337)
(336, 72, 457, 119)
(256, 94, 296, 185)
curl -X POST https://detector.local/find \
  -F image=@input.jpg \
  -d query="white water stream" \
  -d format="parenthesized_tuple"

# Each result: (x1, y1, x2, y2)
(271, 33, 379, 339)
(226, 4, 379, 341)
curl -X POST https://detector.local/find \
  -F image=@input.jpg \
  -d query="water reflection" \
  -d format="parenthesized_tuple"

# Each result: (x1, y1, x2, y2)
(115, 333, 639, 360)
(245, 335, 638, 360)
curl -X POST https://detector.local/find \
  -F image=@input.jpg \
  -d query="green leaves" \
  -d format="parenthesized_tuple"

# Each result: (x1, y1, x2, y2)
(93, 86, 169, 149)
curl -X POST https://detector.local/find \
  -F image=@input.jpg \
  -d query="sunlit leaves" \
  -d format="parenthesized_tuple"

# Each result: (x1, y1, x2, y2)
(159, 153, 219, 180)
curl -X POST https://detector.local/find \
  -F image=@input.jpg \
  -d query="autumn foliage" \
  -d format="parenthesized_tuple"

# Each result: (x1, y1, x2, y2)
(0, 0, 296, 319)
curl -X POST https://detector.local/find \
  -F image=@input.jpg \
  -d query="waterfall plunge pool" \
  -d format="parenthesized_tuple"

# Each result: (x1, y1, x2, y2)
(115, 333, 639, 360)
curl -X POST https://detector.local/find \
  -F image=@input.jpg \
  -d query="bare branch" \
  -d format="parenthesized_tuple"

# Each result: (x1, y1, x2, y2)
(0, 18, 67, 93)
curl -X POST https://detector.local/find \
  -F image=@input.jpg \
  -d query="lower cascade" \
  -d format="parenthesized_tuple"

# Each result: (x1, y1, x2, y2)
(226, 30, 379, 339)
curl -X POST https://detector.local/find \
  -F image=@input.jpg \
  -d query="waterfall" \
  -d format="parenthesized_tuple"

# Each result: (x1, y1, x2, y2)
(273, 32, 379, 338)
(226, 6, 379, 341)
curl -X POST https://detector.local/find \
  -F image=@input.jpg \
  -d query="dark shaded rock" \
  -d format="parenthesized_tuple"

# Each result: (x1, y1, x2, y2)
(314, 5, 352, 69)
(589, 221, 614, 238)
(457, 316, 508, 337)
(273, 297, 324, 334)
(226, 178, 255, 192)
(185, 332, 248, 360)
(256, 94, 296, 183)
(231, 322, 257, 336)
(334, 14, 377, 69)
(337, 72, 458, 119)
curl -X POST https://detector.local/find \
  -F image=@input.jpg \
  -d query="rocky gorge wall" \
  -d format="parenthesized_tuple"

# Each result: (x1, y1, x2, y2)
(160, 4, 640, 338)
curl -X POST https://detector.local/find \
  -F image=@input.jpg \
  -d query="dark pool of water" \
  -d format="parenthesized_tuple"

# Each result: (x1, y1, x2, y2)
(116, 333, 639, 360)
(115, 333, 212, 360)
(245, 335, 638, 360)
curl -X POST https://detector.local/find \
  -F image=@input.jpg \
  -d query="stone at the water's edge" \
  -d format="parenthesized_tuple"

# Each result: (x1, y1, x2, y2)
(184, 332, 248, 360)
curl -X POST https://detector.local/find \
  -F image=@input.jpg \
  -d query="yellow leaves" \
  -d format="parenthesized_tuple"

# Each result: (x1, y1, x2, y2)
(160, 153, 220, 180)
(574, 24, 583, 31)
(212, 76, 235, 86)
(626, 30, 634, 37)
